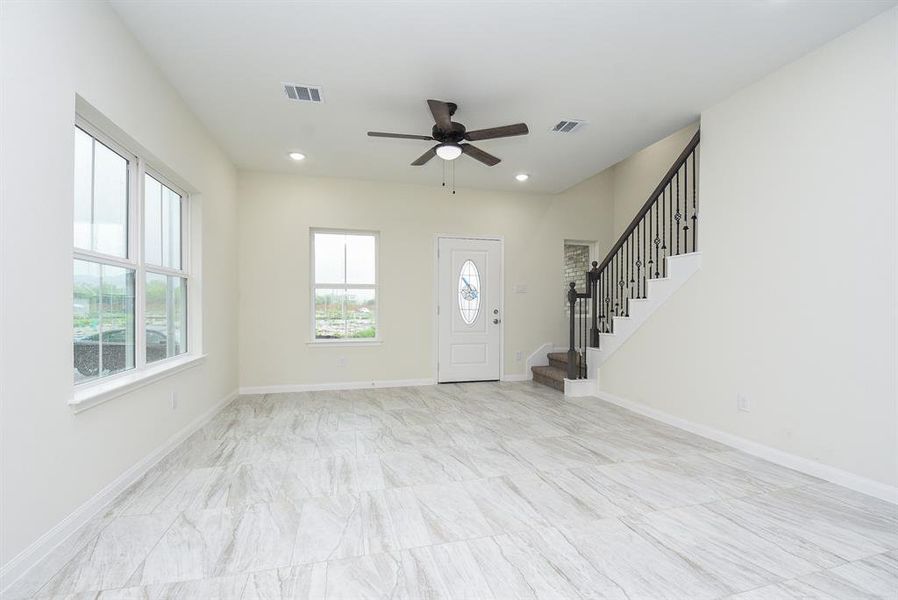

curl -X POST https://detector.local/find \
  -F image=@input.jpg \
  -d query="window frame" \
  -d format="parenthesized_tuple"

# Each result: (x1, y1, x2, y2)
(73, 115, 196, 401)
(309, 228, 380, 345)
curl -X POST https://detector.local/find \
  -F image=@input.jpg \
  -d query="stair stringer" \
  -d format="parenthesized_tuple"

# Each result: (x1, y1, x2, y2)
(585, 252, 702, 378)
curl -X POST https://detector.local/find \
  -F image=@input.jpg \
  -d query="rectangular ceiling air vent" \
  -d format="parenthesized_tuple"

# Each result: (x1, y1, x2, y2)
(551, 119, 585, 133)
(283, 83, 323, 103)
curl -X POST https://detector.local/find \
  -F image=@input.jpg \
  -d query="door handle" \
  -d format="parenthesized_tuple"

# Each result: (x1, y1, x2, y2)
(493, 318, 501, 324)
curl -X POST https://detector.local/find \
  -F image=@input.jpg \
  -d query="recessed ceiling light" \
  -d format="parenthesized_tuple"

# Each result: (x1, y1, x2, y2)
(288, 152, 306, 161)
(515, 173, 529, 182)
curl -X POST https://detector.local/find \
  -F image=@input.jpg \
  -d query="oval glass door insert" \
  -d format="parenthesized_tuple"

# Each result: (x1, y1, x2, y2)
(457, 259, 481, 325)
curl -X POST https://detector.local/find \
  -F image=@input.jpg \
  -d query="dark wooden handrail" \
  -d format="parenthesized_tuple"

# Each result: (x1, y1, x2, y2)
(596, 129, 700, 273)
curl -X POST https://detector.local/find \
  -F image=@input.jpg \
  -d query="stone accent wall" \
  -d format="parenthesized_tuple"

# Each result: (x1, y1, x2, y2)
(564, 243, 590, 295)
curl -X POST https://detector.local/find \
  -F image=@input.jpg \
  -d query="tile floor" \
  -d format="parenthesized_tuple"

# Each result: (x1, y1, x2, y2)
(5, 382, 897, 599)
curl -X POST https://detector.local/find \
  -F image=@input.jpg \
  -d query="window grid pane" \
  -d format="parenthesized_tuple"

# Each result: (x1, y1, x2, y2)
(313, 231, 377, 340)
(145, 273, 187, 363)
(74, 127, 129, 258)
(145, 174, 182, 270)
(73, 260, 135, 383)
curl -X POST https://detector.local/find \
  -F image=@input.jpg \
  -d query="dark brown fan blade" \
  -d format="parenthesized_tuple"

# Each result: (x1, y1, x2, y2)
(368, 131, 433, 141)
(464, 123, 529, 141)
(411, 145, 439, 166)
(427, 99, 453, 132)
(461, 144, 500, 166)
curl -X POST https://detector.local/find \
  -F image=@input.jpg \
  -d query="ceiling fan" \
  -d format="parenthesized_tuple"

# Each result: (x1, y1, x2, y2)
(367, 99, 528, 167)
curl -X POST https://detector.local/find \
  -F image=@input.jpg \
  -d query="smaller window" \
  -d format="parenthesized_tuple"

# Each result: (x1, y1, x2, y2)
(311, 230, 377, 340)
(458, 259, 481, 325)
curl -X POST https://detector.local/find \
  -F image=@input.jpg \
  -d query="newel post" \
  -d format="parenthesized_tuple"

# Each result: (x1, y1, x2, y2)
(567, 282, 578, 380)
(589, 261, 600, 348)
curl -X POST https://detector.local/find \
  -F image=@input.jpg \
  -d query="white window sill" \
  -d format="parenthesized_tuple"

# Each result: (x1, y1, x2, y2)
(306, 340, 382, 347)
(70, 354, 207, 413)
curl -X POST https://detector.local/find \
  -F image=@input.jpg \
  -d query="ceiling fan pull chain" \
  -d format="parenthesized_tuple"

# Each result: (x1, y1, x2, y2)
(452, 161, 456, 194)
(442, 160, 446, 187)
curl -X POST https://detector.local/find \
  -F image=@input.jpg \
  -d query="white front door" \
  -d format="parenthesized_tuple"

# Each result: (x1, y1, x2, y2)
(438, 237, 502, 382)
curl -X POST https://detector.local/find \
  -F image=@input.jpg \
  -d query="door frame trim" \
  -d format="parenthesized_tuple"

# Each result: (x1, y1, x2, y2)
(433, 234, 505, 384)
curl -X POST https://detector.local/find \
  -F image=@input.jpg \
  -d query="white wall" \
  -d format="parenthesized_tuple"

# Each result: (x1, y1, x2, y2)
(0, 1, 238, 569)
(237, 171, 614, 388)
(599, 8, 898, 487)
(235, 114, 702, 391)
(610, 123, 700, 239)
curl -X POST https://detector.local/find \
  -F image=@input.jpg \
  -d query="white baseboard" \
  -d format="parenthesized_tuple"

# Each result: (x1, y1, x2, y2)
(594, 390, 898, 505)
(239, 378, 435, 395)
(0, 388, 239, 594)
(501, 374, 531, 382)
(564, 378, 597, 397)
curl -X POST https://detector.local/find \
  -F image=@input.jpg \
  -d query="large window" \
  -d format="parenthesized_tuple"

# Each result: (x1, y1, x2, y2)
(311, 229, 377, 341)
(73, 120, 190, 385)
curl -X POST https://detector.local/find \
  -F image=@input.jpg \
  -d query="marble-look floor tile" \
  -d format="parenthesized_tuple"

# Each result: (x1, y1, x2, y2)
(292, 495, 363, 565)
(195, 463, 287, 510)
(706, 450, 823, 489)
(622, 504, 821, 594)
(559, 518, 730, 599)
(281, 456, 382, 500)
(729, 550, 898, 599)
(640, 453, 785, 498)
(241, 563, 327, 599)
(582, 459, 725, 510)
(461, 442, 532, 477)
(38, 512, 179, 596)
(705, 493, 887, 566)
(135, 508, 238, 585)
(325, 553, 405, 600)
(3, 514, 117, 600)
(377, 447, 478, 488)
(409, 482, 494, 544)
(768, 485, 897, 549)
(463, 476, 550, 533)
(503, 436, 611, 471)
(501, 471, 614, 526)
(15, 383, 897, 600)
(427, 541, 495, 599)
(468, 527, 628, 599)
(216, 502, 299, 575)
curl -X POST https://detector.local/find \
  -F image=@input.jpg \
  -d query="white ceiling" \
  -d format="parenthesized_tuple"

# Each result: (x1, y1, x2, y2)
(111, 0, 894, 194)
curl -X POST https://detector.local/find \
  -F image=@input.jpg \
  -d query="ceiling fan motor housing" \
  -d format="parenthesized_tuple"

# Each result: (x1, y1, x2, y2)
(432, 122, 466, 143)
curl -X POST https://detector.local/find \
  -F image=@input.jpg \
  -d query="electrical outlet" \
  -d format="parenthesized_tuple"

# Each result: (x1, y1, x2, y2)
(737, 393, 750, 412)
(515, 351, 523, 362)
(170, 392, 177, 410)
(337, 356, 347, 368)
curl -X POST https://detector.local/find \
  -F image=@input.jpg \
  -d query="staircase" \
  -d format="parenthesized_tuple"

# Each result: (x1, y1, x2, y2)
(531, 352, 579, 391)
(532, 130, 701, 394)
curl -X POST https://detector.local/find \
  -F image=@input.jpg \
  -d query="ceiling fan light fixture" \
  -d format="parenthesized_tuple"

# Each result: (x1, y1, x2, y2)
(435, 143, 462, 161)
(515, 173, 529, 182)
(288, 152, 306, 161)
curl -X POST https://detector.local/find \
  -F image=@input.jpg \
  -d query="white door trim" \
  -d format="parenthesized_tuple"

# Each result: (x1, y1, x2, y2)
(433, 234, 504, 383)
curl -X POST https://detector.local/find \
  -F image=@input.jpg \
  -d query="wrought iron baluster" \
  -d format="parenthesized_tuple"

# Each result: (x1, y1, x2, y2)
(635, 220, 641, 298)
(675, 169, 681, 256)
(682, 161, 689, 253)
(692, 150, 697, 250)
(661, 186, 669, 277)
